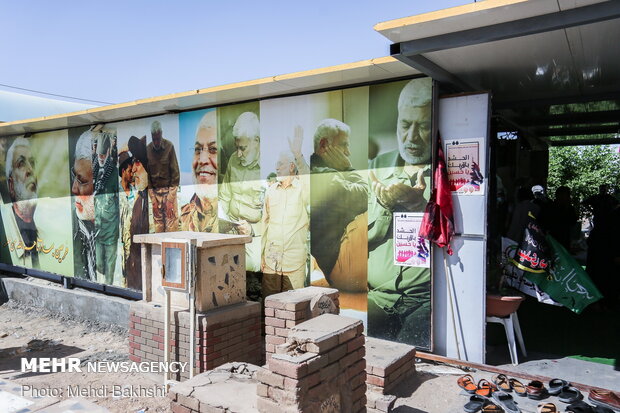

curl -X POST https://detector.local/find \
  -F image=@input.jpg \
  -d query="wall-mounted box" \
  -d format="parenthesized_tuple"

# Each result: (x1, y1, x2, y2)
(134, 231, 251, 312)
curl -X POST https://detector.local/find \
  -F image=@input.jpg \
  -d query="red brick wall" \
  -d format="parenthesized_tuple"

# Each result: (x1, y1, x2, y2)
(129, 301, 262, 381)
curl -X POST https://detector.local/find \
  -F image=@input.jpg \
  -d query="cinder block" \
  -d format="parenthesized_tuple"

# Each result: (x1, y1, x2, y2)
(265, 317, 286, 328)
(177, 394, 200, 411)
(257, 368, 285, 388)
(257, 383, 269, 397)
(171, 402, 192, 413)
(268, 357, 308, 379)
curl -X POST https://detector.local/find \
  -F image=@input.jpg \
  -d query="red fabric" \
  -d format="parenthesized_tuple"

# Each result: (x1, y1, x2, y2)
(419, 133, 455, 255)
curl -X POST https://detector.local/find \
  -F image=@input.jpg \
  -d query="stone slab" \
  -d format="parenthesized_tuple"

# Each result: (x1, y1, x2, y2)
(170, 363, 259, 413)
(1, 277, 130, 327)
(134, 231, 250, 248)
(265, 286, 339, 307)
(131, 300, 260, 327)
(288, 314, 362, 352)
(366, 337, 416, 377)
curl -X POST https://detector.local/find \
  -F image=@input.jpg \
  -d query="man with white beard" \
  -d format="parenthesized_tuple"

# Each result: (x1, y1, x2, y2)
(367, 78, 432, 346)
(2, 137, 40, 268)
(71, 131, 96, 280)
(180, 110, 218, 232)
(219, 112, 264, 271)
(261, 128, 310, 298)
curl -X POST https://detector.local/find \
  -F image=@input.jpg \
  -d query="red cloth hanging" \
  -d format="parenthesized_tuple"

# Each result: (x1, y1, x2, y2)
(419, 132, 455, 255)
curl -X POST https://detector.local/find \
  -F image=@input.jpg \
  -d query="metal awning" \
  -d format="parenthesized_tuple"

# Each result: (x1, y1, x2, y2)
(377, 0, 620, 145)
(0, 57, 419, 137)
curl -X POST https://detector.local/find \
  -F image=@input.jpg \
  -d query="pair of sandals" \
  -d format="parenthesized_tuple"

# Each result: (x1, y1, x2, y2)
(458, 374, 499, 397)
(464, 392, 520, 413)
(539, 401, 615, 413)
(566, 400, 615, 413)
(494, 375, 582, 402)
(492, 374, 527, 397)
(548, 379, 583, 404)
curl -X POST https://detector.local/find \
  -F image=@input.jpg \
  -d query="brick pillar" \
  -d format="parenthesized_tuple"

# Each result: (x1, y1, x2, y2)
(129, 300, 262, 381)
(264, 286, 339, 361)
(257, 313, 366, 413)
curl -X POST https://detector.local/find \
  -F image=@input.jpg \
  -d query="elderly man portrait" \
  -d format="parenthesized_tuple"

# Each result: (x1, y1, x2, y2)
(219, 111, 264, 271)
(261, 128, 310, 297)
(92, 131, 119, 285)
(180, 111, 218, 232)
(367, 78, 433, 346)
(71, 131, 97, 280)
(147, 120, 180, 232)
(310, 119, 368, 292)
(2, 137, 40, 268)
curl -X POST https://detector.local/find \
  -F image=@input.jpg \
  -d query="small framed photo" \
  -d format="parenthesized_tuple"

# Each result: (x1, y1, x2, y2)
(162, 241, 187, 291)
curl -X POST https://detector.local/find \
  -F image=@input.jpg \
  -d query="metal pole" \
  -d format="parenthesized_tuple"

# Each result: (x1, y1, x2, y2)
(164, 288, 170, 391)
(443, 249, 462, 360)
(189, 289, 195, 378)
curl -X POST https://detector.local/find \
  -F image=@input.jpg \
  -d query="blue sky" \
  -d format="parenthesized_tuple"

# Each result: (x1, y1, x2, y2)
(1, 0, 467, 105)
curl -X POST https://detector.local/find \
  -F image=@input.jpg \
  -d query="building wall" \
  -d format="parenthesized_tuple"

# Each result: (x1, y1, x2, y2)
(0, 77, 438, 350)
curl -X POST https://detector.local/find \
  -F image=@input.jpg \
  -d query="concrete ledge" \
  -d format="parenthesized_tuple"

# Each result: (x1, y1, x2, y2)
(1, 277, 131, 327)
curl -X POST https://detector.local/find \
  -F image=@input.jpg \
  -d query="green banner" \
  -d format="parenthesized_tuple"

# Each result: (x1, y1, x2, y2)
(524, 235, 602, 314)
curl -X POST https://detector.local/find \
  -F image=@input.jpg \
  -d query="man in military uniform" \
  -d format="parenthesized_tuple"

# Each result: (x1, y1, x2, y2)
(147, 120, 180, 232)
(367, 78, 433, 347)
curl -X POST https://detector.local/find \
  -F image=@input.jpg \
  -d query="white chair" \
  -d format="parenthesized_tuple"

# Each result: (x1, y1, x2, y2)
(486, 311, 527, 365)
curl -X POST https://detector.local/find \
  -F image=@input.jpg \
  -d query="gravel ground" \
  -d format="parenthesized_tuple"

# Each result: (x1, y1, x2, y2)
(0, 297, 593, 413)
(0, 300, 170, 413)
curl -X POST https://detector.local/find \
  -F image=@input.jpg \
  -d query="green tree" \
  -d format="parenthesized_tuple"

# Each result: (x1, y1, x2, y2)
(548, 145, 620, 216)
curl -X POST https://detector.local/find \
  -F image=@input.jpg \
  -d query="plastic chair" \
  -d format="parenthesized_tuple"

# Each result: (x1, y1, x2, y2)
(486, 311, 527, 365)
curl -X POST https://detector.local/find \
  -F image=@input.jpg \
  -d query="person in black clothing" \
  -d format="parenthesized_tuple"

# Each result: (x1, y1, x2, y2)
(547, 186, 577, 250)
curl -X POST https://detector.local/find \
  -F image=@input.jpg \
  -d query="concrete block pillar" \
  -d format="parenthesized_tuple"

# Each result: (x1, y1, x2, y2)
(263, 286, 339, 360)
(257, 313, 366, 413)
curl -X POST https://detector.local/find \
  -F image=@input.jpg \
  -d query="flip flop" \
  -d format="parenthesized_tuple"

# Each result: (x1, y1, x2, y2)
(492, 391, 521, 413)
(509, 379, 527, 397)
(538, 402, 558, 413)
(482, 402, 505, 412)
(493, 374, 512, 392)
(566, 401, 595, 413)
(464, 394, 488, 413)
(558, 386, 583, 404)
(548, 379, 569, 396)
(459, 374, 478, 394)
(476, 379, 498, 397)
(526, 380, 548, 400)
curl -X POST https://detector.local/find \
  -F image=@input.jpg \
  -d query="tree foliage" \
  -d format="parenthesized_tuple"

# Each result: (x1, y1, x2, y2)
(548, 145, 620, 216)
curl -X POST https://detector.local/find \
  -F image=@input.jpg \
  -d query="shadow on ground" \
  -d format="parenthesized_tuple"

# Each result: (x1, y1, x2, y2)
(392, 406, 427, 413)
(0, 340, 84, 379)
(486, 296, 620, 367)
(392, 371, 438, 398)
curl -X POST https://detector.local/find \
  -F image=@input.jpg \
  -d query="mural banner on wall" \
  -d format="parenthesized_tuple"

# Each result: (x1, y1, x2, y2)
(0, 76, 434, 351)
(367, 77, 433, 350)
(216, 103, 262, 274)
(179, 109, 219, 234)
(0, 132, 74, 276)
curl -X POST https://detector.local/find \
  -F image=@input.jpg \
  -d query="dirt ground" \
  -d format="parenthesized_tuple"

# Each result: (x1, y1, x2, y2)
(1, 299, 578, 413)
(0, 300, 171, 413)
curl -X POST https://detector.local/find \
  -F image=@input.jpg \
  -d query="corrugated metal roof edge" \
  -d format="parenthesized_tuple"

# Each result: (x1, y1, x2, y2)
(373, 0, 527, 32)
(0, 56, 418, 136)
